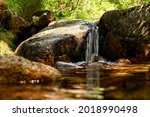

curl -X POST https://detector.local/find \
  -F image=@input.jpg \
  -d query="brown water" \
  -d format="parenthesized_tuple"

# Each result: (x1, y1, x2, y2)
(0, 64, 150, 100)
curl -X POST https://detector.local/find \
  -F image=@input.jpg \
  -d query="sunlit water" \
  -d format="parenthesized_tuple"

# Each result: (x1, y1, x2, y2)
(0, 64, 150, 100)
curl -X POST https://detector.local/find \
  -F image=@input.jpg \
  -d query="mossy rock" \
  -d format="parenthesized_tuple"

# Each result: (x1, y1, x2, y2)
(0, 55, 62, 83)
(0, 31, 17, 55)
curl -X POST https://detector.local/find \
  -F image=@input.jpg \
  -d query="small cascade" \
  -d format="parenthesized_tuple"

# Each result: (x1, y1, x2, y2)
(86, 26, 99, 62)
(86, 24, 101, 98)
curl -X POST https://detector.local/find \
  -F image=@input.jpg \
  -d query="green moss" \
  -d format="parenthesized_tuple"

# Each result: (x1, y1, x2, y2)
(0, 31, 16, 55)
(0, 40, 12, 55)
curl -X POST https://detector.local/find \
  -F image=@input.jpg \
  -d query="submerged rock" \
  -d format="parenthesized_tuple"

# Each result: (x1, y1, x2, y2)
(98, 3, 150, 63)
(56, 61, 83, 70)
(15, 19, 92, 65)
(116, 58, 131, 65)
(0, 55, 61, 83)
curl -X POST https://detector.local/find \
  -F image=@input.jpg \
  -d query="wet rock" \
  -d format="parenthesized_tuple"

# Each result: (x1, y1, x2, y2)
(55, 61, 83, 74)
(98, 3, 150, 63)
(15, 19, 91, 65)
(56, 61, 83, 70)
(116, 58, 132, 65)
(0, 55, 61, 83)
(76, 61, 88, 67)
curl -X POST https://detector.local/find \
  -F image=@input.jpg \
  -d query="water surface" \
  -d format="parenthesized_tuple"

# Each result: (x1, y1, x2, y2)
(0, 64, 150, 100)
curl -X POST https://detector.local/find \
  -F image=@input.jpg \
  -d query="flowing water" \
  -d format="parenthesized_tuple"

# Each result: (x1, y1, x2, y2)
(86, 25, 100, 98)
(86, 25, 99, 62)
(0, 25, 150, 100)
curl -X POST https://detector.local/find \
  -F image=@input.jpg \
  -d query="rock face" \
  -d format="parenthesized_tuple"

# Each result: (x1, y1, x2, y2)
(0, 55, 61, 83)
(98, 3, 150, 63)
(15, 20, 92, 65)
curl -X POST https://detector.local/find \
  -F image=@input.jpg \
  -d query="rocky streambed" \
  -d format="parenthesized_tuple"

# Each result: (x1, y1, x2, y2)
(0, 56, 150, 99)
(0, 3, 150, 99)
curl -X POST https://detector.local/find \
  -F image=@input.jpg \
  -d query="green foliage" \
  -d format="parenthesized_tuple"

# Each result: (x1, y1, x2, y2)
(5, 0, 150, 21)
(5, 0, 22, 15)
(108, 0, 149, 9)
(40, 0, 116, 20)
(5, 0, 42, 20)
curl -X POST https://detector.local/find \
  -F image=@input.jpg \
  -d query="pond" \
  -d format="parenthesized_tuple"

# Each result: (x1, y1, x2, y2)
(0, 63, 150, 100)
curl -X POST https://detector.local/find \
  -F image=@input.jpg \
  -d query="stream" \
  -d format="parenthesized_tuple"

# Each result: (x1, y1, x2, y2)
(1, 23, 150, 100)
(0, 63, 150, 100)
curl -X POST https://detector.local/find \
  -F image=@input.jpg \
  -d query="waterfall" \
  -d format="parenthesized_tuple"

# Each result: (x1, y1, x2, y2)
(86, 25, 101, 98)
(86, 26, 99, 62)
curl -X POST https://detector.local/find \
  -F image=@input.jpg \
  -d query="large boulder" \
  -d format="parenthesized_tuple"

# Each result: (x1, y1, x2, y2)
(15, 20, 92, 65)
(0, 55, 61, 83)
(98, 3, 150, 63)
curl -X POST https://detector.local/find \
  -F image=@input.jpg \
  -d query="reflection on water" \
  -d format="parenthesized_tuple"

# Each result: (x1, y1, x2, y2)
(0, 64, 150, 100)
(103, 74, 150, 100)
(146, 69, 150, 80)
(86, 62, 100, 98)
